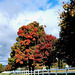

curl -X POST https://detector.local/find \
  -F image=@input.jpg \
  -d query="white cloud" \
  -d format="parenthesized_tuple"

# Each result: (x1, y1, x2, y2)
(0, 12, 9, 25)
(0, 62, 7, 65)
(0, 45, 2, 48)
(0, 0, 68, 65)
(10, 6, 60, 38)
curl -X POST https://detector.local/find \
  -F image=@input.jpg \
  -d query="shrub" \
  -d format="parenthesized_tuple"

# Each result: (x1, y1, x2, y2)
(46, 66, 49, 69)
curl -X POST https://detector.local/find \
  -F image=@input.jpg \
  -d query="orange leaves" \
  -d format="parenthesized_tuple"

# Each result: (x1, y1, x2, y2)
(20, 40, 24, 45)
(35, 49, 39, 53)
(34, 27, 38, 32)
(26, 35, 32, 39)
(45, 51, 48, 55)
(17, 29, 24, 34)
(36, 34, 57, 65)
(38, 58, 42, 62)
(36, 45, 39, 49)
(25, 39, 31, 45)
(20, 39, 31, 46)
(11, 21, 57, 67)
(44, 25, 46, 28)
(19, 56, 23, 60)
(20, 61, 23, 64)
(16, 59, 20, 63)
(17, 29, 25, 37)
(30, 31, 38, 37)
(33, 38, 36, 41)
(22, 25, 26, 29)
(35, 58, 42, 62)
(26, 25, 31, 29)
(22, 25, 31, 30)
(16, 59, 23, 64)
(34, 53, 42, 58)
(4, 64, 13, 71)
(15, 54, 19, 58)
(25, 49, 29, 53)
(29, 55, 34, 60)
(40, 46, 44, 50)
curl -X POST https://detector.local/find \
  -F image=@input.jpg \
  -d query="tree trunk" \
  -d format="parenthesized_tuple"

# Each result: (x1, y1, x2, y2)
(29, 65, 31, 71)
(48, 64, 50, 69)
(32, 66, 34, 71)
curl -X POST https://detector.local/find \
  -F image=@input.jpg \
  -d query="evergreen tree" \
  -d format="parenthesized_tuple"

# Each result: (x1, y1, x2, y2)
(56, 0, 75, 67)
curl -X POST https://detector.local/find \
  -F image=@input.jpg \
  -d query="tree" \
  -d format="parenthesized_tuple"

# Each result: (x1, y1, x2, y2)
(0, 64, 4, 73)
(56, 0, 75, 67)
(8, 21, 46, 71)
(8, 21, 57, 70)
(36, 35, 57, 69)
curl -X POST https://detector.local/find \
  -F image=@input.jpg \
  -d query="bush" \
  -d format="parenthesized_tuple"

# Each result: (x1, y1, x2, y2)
(46, 66, 49, 69)
(0, 64, 4, 73)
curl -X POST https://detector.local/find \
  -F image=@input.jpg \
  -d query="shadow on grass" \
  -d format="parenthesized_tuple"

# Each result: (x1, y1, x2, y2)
(0, 73, 75, 75)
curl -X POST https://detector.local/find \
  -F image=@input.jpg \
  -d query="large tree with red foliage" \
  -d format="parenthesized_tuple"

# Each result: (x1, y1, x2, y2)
(8, 21, 57, 70)
(8, 21, 46, 70)
(35, 35, 57, 69)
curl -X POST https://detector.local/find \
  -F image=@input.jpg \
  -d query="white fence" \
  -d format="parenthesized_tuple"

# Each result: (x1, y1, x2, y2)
(10, 67, 75, 75)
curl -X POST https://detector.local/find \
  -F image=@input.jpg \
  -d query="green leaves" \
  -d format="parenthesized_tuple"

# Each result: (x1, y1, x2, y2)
(56, 0, 75, 67)
(0, 64, 4, 73)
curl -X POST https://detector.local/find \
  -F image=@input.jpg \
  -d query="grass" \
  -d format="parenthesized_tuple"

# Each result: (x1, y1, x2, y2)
(0, 73, 75, 75)
(0, 73, 11, 75)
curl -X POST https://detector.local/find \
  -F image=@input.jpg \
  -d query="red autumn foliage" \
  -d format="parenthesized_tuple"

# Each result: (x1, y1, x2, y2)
(35, 34, 56, 66)
(20, 61, 23, 64)
(25, 35, 32, 39)
(15, 22, 46, 66)
(4, 64, 13, 71)
(9, 21, 56, 70)
(33, 38, 36, 41)
(34, 27, 38, 32)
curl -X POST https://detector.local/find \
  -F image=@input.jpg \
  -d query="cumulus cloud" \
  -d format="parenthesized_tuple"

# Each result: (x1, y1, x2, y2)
(0, 0, 52, 15)
(0, 0, 70, 65)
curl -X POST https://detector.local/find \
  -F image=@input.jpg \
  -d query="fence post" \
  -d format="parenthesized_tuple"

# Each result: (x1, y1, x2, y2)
(24, 71, 25, 75)
(42, 69, 44, 75)
(66, 68, 67, 75)
(48, 69, 50, 75)
(56, 68, 57, 75)
(28, 70, 29, 75)
(38, 70, 39, 75)
(34, 70, 35, 75)
(31, 70, 32, 75)
(13, 70, 15, 75)
(26, 70, 27, 75)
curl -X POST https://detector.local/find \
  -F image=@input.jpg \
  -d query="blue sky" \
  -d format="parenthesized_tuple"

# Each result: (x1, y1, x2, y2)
(0, 0, 69, 65)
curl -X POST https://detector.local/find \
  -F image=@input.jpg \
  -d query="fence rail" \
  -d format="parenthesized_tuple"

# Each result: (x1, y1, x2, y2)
(10, 67, 75, 75)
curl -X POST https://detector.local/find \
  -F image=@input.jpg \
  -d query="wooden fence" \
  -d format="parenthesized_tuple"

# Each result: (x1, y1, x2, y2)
(11, 67, 75, 75)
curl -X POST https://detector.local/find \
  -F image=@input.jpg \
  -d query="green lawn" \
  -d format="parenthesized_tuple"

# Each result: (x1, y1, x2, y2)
(0, 73, 75, 75)
(0, 73, 11, 75)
